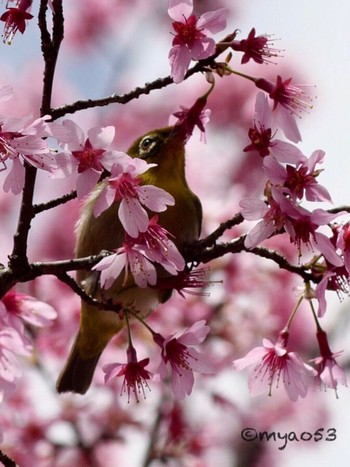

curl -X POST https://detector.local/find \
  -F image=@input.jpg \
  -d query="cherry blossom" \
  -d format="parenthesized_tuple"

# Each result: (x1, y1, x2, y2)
(93, 216, 184, 289)
(280, 200, 343, 265)
(168, 0, 229, 83)
(0, 0, 33, 44)
(312, 329, 347, 395)
(263, 150, 332, 202)
(138, 215, 185, 275)
(0, 114, 56, 194)
(93, 160, 175, 238)
(230, 28, 281, 65)
(255, 75, 314, 143)
(314, 266, 349, 317)
(240, 188, 287, 249)
(53, 120, 123, 198)
(171, 97, 211, 143)
(1, 289, 57, 329)
(244, 92, 305, 161)
(233, 330, 314, 401)
(103, 345, 152, 403)
(153, 320, 214, 400)
(92, 240, 157, 289)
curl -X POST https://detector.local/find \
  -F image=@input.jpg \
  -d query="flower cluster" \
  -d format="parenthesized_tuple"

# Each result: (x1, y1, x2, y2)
(235, 79, 348, 401)
(104, 320, 213, 401)
(233, 328, 346, 401)
(167, 0, 229, 83)
(240, 92, 347, 308)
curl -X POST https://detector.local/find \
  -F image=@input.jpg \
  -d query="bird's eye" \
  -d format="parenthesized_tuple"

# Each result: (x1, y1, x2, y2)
(139, 135, 158, 158)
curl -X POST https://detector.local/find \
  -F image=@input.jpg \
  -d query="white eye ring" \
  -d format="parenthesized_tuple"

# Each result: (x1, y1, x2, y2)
(139, 135, 158, 157)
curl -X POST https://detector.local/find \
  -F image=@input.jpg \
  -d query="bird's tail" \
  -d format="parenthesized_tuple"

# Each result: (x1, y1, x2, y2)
(56, 332, 103, 394)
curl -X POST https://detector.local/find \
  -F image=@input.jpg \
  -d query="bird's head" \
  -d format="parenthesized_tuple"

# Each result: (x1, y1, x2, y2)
(127, 126, 187, 185)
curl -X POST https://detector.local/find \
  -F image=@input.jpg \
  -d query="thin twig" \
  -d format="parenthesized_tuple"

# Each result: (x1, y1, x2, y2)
(33, 189, 77, 215)
(49, 32, 235, 120)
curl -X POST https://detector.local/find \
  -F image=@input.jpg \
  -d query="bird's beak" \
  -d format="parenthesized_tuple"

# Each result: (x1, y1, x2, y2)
(167, 124, 187, 145)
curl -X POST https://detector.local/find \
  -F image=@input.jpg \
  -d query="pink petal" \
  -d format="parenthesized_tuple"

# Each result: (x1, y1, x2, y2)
(103, 362, 124, 383)
(171, 366, 194, 400)
(271, 140, 305, 164)
(315, 274, 330, 317)
(93, 185, 115, 217)
(168, 0, 193, 21)
(3, 158, 25, 195)
(307, 149, 325, 172)
(169, 44, 192, 83)
(197, 8, 229, 34)
(263, 156, 286, 183)
(118, 198, 149, 237)
(311, 209, 340, 225)
(130, 252, 157, 287)
(186, 348, 214, 373)
(76, 169, 100, 199)
(313, 232, 343, 267)
(305, 184, 332, 203)
(178, 320, 209, 345)
(136, 185, 175, 211)
(244, 220, 275, 249)
(274, 107, 301, 143)
(17, 297, 57, 327)
(233, 346, 268, 371)
(95, 253, 126, 289)
(62, 119, 85, 147)
(240, 198, 268, 220)
(88, 126, 115, 148)
(254, 92, 271, 129)
(190, 37, 216, 60)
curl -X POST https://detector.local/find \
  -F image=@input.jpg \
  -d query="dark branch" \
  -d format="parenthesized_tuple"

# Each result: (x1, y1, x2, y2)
(33, 189, 77, 215)
(49, 32, 236, 120)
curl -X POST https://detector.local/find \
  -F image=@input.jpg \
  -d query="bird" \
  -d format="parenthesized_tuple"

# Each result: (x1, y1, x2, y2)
(56, 125, 202, 394)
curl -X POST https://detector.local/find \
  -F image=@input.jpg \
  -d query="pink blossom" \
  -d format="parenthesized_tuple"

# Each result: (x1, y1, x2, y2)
(171, 98, 211, 143)
(240, 188, 287, 248)
(0, 114, 56, 194)
(263, 150, 332, 202)
(230, 28, 281, 65)
(92, 241, 157, 289)
(93, 161, 175, 238)
(314, 267, 349, 317)
(153, 320, 214, 400)
(103, 345, 152, 403)
(1, 289, 57, 329)
(233, 330, 314, 401)
(168, 0, 229, 83)
(255, 75, 314, 143)
(93, 216, 184, 289)
(312, 330, 346, 395)
(244, 92, 305, 161)
(138, 215, 185, 275)
(0, 0, 33, 44)
(280, 200, 343, 265)
(53, 120, 122, 198)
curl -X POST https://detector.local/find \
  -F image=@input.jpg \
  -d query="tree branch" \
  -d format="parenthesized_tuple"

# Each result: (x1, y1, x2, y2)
(49, 32, 236, 120)
(33, 189, 77, 215)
